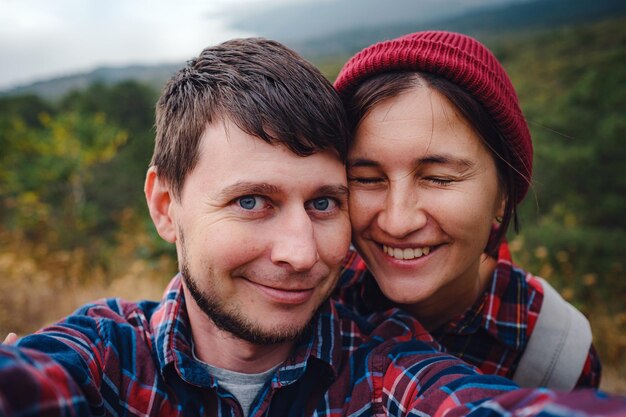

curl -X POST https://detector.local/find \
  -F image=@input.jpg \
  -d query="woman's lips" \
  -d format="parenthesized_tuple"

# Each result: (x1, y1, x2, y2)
(382, 244, 432, 260)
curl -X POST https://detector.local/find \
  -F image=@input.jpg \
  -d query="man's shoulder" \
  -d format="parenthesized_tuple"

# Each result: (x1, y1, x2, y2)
(48, 297, 157, 333)
(72, 297, 161, 325)
(17, 297, 163, 355)
(5, 296, 174, 416)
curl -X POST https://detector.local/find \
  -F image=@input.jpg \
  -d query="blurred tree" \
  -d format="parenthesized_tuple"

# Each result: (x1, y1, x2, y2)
(0, 94, 54, 127)
(60, 81, 159, 217)
(0, 110, 127, 248)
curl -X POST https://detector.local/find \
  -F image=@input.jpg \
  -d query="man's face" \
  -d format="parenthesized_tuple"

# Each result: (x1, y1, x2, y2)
(155, 119, 350, 345)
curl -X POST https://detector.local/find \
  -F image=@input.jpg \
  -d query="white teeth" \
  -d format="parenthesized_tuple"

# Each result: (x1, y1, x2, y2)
(383, 245, 431, 260)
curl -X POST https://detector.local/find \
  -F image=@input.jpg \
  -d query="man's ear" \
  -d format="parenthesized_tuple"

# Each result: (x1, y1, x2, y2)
(145, 166, 177, 243)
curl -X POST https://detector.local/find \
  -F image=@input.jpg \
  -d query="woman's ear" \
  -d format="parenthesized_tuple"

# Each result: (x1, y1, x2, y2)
(145, 167, 177, 243)
(494, 187, 507, 224)
(496, 194, 506, 220)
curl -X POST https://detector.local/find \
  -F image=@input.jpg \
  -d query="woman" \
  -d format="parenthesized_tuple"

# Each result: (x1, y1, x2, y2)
(333, 31, 600, 389)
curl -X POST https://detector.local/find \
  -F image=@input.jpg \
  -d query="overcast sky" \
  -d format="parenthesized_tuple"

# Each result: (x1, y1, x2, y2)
(0, 0, 515, 90)
(0, 0, 306, 90)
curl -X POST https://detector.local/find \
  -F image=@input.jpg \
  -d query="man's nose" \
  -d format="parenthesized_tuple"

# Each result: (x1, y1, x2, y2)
(376, 182, 427, 239)
(270, 207, 319, 271)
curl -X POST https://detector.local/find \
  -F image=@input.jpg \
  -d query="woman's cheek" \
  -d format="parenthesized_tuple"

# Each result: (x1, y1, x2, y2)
(348, 190, 380, 231)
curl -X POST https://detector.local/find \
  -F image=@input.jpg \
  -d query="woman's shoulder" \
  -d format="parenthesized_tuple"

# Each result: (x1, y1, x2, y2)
(493, 242, 545, 318)
(499, 245, 598, 389)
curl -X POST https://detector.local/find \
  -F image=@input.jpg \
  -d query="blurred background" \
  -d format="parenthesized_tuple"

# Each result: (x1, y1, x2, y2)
(1, 0, 624, 393)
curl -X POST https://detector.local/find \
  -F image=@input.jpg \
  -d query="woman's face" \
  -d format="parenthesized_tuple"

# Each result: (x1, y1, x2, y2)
(347, 86, 504, 317)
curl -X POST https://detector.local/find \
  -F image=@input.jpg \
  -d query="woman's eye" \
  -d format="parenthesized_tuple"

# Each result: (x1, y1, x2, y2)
(348, 177, 383, 184)
(426, 177, 453, 186)
(237, 195, 264, 210)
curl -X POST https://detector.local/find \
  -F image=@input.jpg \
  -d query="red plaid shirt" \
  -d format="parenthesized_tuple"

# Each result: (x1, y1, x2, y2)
(336, 243, 601, 389)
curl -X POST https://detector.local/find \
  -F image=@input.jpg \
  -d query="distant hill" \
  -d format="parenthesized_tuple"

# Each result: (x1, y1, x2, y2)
(2, 0, 625, 101)
(224, 0, 527, 43)
(0, 63, 183, 102)
(291, 0, 626, 58)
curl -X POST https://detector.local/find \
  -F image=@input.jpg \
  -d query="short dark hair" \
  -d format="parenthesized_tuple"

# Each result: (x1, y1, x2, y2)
(151, 38, 349, 199)
(346, 71, 520, 256)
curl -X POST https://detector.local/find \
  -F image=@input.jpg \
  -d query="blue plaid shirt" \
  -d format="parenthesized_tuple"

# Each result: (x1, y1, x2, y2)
(1, 275, 623, 416)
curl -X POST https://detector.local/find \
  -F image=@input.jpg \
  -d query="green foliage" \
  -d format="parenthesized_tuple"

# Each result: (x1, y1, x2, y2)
(60, 81, 159, 218)
(1, 109, 127, 244)
(0, 81, 161, 270)
(495, 17, 626, 310)
(0, 94, 54, 127)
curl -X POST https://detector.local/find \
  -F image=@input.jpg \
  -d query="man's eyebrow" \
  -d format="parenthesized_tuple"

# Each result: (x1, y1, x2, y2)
(317, 184, 349, 198)
(217, 182, 282, 199)
(216, 182, 349, 199)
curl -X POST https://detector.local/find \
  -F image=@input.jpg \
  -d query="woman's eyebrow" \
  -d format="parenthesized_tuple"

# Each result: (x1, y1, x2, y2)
(347, 158, 380, 169)
(416, 154, 475, 170)
(348, 155, 474, 170)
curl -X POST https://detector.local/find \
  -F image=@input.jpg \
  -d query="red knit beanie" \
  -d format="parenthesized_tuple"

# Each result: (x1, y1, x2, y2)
(334, 30, 532, 203)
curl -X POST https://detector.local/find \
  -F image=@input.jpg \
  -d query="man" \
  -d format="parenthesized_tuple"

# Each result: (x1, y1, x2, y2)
(1, 38, 625, 417)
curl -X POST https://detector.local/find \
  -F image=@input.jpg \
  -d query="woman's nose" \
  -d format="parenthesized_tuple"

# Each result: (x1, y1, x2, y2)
(376, 182, 427, 239)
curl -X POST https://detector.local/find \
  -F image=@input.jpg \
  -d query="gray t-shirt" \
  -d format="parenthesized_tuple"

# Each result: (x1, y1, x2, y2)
(202, 361, 278, 417)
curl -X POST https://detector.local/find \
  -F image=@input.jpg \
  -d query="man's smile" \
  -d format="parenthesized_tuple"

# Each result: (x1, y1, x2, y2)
(241, 278, 316, 305)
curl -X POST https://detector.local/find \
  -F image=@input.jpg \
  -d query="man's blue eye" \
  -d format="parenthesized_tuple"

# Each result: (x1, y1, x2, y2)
(312, 198, 330, 211)
(238, 196, 258, 210)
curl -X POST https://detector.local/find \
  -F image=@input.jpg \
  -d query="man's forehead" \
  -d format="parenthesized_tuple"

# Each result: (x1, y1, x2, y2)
(199, 118, 342, 163)
(187, 127, 346, 202)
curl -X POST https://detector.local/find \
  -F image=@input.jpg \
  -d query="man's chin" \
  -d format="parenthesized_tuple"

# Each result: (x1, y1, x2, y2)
(199, 302, 316, 345)
(180, 262, 331, 345)
(230, 320, 314, 346)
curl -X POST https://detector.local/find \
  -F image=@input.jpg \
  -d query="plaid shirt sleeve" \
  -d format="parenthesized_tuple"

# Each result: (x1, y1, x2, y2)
(0, 345, 91, 417)
(467, 388, 626, 417)
(356, 312, 626, 417)
(369, 339, 626, 417)
(7, 299, 150, 416)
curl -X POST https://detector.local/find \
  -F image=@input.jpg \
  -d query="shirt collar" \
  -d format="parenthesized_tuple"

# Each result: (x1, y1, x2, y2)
(150, 275, 343, 387)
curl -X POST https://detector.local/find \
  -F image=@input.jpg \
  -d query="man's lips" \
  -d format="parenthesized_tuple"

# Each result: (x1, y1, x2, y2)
(243, 279, 315, 305)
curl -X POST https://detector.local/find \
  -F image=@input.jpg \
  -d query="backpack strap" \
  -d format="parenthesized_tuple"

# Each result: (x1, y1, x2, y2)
(512, 277, 592, 390)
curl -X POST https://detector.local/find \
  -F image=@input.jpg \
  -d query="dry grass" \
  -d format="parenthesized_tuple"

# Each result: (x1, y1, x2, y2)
(592, 313, 626, 395)
(0, 250, 174, 335)
(0, 212, 176, 335)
